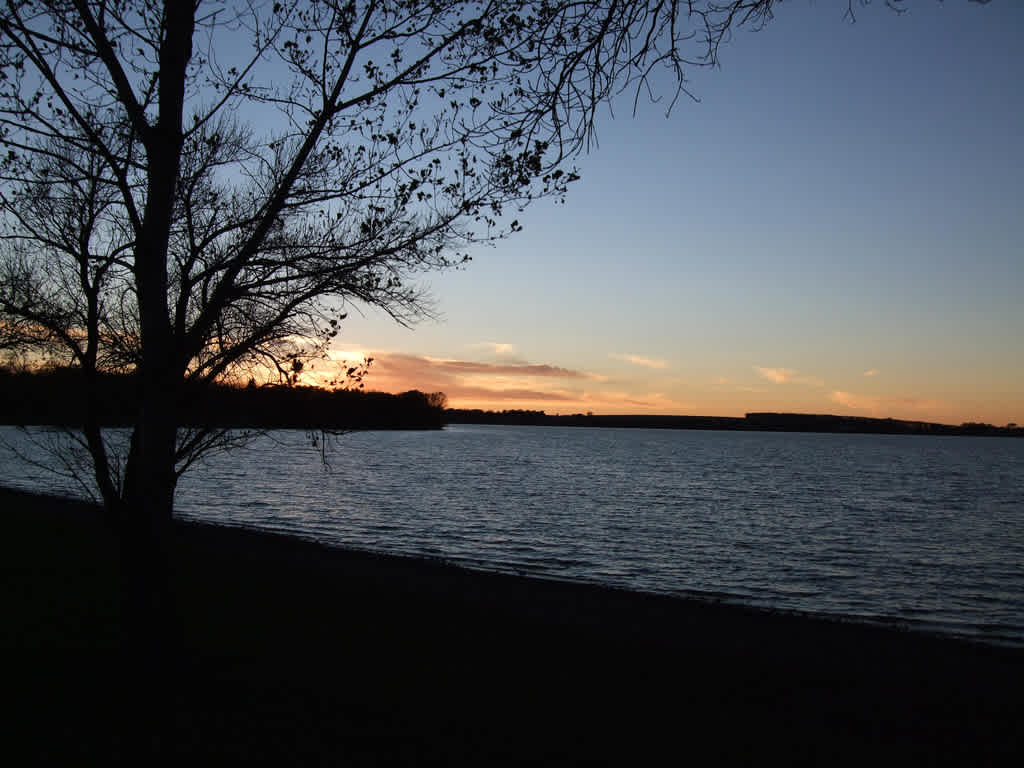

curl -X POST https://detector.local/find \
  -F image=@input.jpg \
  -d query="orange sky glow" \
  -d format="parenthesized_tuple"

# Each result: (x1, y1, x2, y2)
(297, 4, 1023, 430)
(303, 348, 1018, 427)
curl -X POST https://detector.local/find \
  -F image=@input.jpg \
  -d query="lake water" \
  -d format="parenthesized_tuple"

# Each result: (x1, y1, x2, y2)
(2, 424, 1023, 646)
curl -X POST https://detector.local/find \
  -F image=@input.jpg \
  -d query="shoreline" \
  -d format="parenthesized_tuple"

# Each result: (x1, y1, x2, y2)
(9, 482, 1018, 650)
(445, 411, 1024, 438)
(180, 513, 1023, 651)
(3, 485, 1021, 764)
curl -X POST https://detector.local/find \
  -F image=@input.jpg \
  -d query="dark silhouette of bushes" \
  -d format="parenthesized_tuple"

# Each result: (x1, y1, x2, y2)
(0, 367, 445, 430)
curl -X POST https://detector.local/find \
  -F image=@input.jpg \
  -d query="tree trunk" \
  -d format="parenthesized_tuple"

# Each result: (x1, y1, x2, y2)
(119, 0, 193, 672)
(121, 390, 178, 643)
(116, 4, 195, 752)
(117, 385, 180, 758)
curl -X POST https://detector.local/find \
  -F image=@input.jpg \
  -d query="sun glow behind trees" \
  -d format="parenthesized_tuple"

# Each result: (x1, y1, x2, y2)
(317, 0, 1021, 426)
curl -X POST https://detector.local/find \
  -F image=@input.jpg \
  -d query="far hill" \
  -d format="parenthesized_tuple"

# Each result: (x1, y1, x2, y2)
(444, 409, 1023, 437)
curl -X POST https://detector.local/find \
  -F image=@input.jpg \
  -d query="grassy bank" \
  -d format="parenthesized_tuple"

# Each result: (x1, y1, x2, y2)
(2, 486, 1020, 765)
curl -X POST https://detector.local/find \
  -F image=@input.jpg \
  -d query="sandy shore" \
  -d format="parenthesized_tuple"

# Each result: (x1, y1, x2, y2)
(2, 485, 1020, 765)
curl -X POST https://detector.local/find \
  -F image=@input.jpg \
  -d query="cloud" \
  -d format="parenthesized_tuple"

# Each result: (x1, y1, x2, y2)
(755, 366, 798, 384)
(754, 367, 823, 386)
(444, 384, 578, 402)
(467, 341, 523, 361)
(428, 358, 589, 378)
(830, 390, 879, 411)
(830, 390, 947, 417)
(589, 390, 693, 412)
(326, 347, 371, 362)
(346, 352, 595, 406)
(863, 368, 880, 377)
(712, 376, 765, 394)
(609, 353, 668, 369)
(371, 353, 587, 381)
(320, 350, 694, 414)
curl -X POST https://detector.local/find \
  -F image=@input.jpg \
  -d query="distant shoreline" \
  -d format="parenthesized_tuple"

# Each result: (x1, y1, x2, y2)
(445, 409, 1024, 437)
(4, 409, 1020, 437)
(3, 367, 1017, 436)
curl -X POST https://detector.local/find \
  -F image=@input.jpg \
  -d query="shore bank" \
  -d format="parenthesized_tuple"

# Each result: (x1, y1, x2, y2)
(2, 485, 1020, 765)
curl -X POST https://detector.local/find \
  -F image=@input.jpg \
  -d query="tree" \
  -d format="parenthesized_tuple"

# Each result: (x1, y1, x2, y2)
(0, 0, 771, 529)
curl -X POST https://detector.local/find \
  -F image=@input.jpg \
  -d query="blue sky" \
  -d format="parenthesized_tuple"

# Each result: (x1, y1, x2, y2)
(322, 0, 1023, 425)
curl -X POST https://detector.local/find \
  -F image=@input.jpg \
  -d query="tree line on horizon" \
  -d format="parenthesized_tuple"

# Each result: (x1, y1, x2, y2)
(445, 408, 1023, 436)
(0, 366, 447, 431)
(5, 365, 1015, 437)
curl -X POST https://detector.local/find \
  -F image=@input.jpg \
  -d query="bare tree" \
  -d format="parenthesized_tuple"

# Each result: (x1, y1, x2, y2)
(0, 0, 780, 528)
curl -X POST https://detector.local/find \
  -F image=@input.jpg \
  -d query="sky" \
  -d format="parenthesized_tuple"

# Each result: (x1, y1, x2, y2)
(313, 1, 1023, 426)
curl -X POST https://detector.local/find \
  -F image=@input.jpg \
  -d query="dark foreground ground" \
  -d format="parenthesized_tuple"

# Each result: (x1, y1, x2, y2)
(2, 486, 1021, 765)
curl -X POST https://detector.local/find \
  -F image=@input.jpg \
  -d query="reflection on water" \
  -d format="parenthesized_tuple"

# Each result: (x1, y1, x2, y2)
(2, 424, 1023, 646)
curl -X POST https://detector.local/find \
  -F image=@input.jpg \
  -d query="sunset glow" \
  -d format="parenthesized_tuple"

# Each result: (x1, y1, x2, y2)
(318, 3, 1021, 427)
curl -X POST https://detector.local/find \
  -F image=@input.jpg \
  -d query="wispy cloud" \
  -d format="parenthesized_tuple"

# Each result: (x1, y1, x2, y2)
(610, 353, 668, 369)
(830, 390, 878, 411)
(712, 376, 764, 394)
(443, 385, 578, 402)
(468, 341, 522, 361)
(863, 368, 880, 377)
(320, 350, 695, 414)
(592, 390, 693, 412)
(326, 347, 371, 362)
(426, 357, 589, 378)
(830, 390, 947, 418)
(755, 366, 824, 387)
(346, 352, 594, 404)
(755, 366, 797, 384)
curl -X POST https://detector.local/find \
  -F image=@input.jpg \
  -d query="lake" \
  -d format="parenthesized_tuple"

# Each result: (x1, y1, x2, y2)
(2, 424, 1022, 646)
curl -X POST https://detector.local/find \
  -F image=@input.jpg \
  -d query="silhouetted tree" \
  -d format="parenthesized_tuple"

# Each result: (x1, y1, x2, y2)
(0, 0, 783, 528)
